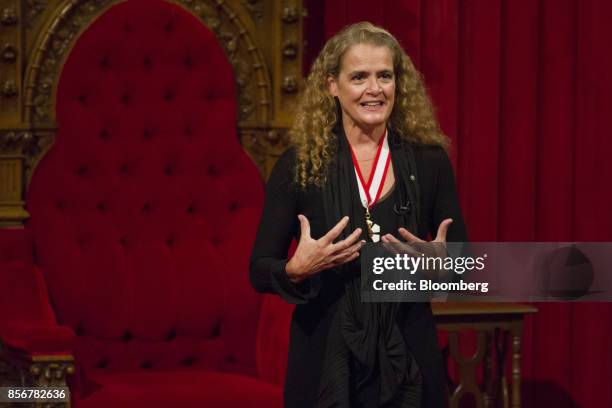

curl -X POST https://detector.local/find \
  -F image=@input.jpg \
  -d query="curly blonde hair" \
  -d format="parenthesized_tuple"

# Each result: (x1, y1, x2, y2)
(291, 21, 449, 187)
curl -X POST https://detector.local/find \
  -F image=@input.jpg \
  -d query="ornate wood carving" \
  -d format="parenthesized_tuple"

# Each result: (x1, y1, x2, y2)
(1, 0, 25, 225)
(272, 0, 302, 125)
(240, 127, 289, 179)
(0, 352, 74, 404)
(280, 1, 297, 23)
(1, 78, 17, 96)
(25, 0, 115, 124)
(1, 6, 18, 25)
(0, 357, 20, 387)
(174, 0, 271, 126)
(29, 359, 75, 387)
(1, 129, 36, 156)
(0, 156, 28, 226)
(25, 0, 47, 27)
(281, 74, 297, 93)
(282, 41, 297, 58)
(0, 0, 21, 119)
(0, 127, 54, 179)
(241, 0, 262, 25)
(1, 43, 18, 61)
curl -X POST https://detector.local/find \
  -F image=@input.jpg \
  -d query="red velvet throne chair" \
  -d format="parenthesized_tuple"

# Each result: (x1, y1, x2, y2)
(0, 0, 297, 406)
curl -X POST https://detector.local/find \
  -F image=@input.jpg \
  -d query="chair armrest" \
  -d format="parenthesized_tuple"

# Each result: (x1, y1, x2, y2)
(0, 258, 74, 355)
(0, 227, 34, 264)
(0, 227, 75, 394)
(255, 294, 294, 386)
(1, 323, 75, 355)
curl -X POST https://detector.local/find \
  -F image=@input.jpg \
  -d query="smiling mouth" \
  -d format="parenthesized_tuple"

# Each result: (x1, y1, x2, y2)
(360, 101, 385, 111)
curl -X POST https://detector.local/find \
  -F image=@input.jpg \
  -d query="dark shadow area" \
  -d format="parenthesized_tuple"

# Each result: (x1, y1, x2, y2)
(522, 380, 581, 408)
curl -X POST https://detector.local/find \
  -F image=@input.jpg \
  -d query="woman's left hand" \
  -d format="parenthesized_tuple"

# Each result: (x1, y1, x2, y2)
(381, 218, 453, 279)
(381, 218, 453, 246)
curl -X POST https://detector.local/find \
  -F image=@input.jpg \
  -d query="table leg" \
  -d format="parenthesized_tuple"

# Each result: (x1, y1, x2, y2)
(483, 331, 493, 408)
(511, 329, 522, 408)
(447, 330, 487, 408)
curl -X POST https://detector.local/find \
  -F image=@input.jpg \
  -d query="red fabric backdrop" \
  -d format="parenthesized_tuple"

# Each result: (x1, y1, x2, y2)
(304, 0, 612, 407)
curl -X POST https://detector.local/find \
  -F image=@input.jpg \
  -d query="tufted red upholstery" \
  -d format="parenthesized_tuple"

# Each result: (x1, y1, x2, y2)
(4, 0, 288, 406)
(76, 371, 282, 408)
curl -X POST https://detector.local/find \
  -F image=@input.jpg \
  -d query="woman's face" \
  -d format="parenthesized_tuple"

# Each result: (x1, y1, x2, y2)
(328, 43, 395, 132)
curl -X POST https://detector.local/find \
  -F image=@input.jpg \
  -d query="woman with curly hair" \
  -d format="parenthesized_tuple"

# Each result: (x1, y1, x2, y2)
(250, 22, 467, 408)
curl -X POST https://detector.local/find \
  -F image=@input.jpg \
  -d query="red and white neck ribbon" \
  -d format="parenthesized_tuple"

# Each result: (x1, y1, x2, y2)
(349, 130, 391, 209)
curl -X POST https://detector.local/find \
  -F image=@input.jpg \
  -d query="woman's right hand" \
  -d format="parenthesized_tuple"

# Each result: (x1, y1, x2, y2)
(285, 215, 365, 284)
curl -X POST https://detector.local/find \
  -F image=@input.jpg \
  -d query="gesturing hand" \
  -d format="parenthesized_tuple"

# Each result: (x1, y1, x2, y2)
(381, 218, 453, 247)
(381, 219, 453, 279)
(286, 215, 365, 284)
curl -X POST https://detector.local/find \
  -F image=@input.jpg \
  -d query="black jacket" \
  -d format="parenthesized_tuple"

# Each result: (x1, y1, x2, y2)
(250, 144, 468, 408)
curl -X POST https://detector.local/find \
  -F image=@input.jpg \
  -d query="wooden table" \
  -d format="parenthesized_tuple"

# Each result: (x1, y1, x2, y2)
(432, 302, 538, 408)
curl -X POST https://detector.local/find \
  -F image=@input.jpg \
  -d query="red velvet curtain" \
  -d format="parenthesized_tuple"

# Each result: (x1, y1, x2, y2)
(304, 1, 612, 406)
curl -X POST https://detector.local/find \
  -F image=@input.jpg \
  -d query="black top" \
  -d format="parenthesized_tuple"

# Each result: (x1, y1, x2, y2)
(370, 184, 400, 236)
(250, 145, 468, 408)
